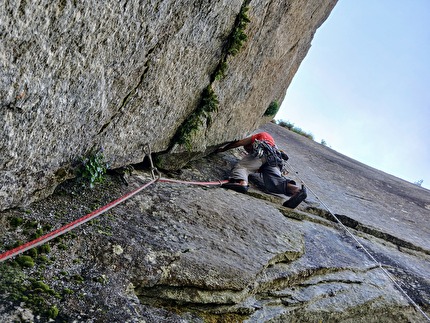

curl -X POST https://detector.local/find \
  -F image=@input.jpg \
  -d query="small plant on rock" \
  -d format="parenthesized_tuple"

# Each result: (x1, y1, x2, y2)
(212, 5, 251, 81)
(79, 150, 108, 188)
(170, 3, 250, 150)
(214, 61, 228, 81)
(227, 5, 251, 57)
(175, 85, 219, 149)
(264, 100, 280, 117)
(276, 119, 314, 140)
(277, 119, 294, 130)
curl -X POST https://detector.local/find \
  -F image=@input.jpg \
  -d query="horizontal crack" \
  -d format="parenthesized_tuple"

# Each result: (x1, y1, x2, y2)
(305, 207, 429, 255)
(344, 192, 373, 202)
(135, 284, 249, 307)
(334, 213, 429, 255)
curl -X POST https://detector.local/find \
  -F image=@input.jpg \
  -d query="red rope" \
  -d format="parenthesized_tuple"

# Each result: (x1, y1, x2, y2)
(159, 178, 229, 186)
(0, 177, 158, 262)
(0, 177, 227, 262)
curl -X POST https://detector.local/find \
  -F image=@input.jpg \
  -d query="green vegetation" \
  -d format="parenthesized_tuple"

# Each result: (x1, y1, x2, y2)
(226, 5, 251, 57)
(94, 274, 108, 285)
(10, 217, 23, 227)
(0, 263, 26, 300)
(58, 243, 68, 250)
(16, 255, 35, 268)
(63, 288, 74, 295)
(0, 175, 129, 321)
(172, 3, 251, 150)
(72, 274, 84, 284)
(47, 305, 59, 319)
(174, 85, 219, 149)
(0, 215, 82, 320)
(212, 4, 250, 81)
(275, 119, 330, 146)
(32, 280, 55, 294)
(79, 150, 108, 188)
(24, 219, 38, 229)
(276, 119, 314, 140)
(26, 247, 38, 258)
(38, 254, 49, 263)
(30, 228, 44, 240)
(213, 61, 228, 81)
(264, 100, 280, 117)
(38, 243, 51, 254)
(0, 262, 61, 320)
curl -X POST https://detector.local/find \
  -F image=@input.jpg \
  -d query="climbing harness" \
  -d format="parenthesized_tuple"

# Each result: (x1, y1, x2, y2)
(283, 160, 430, 321)
(252, 139, 289, 171)
(1, 146, 428, 321)
(0, 145, 227, 263)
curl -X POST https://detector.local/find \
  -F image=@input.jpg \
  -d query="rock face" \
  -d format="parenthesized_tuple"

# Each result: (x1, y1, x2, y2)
(1, 123, 429, 322)
(0, 0, 337, 211)
(3, 1, 428, 321)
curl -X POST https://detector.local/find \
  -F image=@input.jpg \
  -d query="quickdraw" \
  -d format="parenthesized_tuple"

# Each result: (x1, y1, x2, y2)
(252, 139, 289, 171)
(0, 145, 227, 263)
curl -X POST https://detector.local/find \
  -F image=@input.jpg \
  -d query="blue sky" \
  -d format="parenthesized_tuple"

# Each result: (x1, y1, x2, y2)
(276, 0, 430, 189)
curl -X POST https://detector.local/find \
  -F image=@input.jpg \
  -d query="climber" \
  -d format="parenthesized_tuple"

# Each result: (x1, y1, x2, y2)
(216, 132, 307, 209)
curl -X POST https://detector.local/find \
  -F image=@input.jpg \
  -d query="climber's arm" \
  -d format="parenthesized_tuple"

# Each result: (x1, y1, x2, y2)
(217, 136, 253, 152)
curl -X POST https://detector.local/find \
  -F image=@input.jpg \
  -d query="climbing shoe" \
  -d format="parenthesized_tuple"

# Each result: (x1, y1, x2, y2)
(283, 186, 307, 209)
(221, 180, 249, 194)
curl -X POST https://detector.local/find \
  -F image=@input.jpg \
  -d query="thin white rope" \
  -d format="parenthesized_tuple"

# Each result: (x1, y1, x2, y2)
(285, 161, 430, 321)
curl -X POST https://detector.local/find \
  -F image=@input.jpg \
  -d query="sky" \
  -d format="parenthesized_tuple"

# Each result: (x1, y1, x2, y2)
(276, 0, 430, 190)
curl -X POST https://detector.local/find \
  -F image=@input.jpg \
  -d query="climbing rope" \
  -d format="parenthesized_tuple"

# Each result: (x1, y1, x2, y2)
(0, 146, 227, 263)
(0, 177, 159, 262)
(2, 147, 428, 320)
(284, 160, 430, 321)
(160, 178, 228, 186)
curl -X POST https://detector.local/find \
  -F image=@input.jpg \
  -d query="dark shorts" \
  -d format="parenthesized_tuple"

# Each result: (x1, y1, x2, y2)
(260, 164, 296, 196)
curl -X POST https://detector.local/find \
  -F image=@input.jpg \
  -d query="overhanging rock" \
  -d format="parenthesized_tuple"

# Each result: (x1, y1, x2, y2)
(0, 0, 338, 210)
